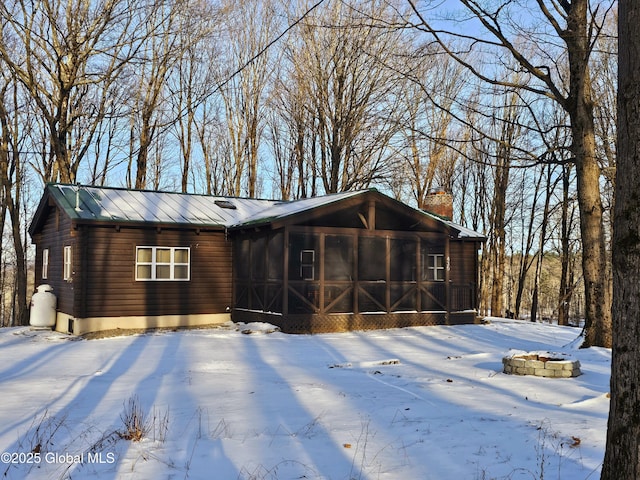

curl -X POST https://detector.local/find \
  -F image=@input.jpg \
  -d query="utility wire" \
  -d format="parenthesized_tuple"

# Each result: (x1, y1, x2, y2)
(215, 0, 328, 93)
(3, 0, 330, 157)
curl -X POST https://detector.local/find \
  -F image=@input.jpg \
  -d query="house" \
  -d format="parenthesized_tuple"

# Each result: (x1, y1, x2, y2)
(28, 184, 485, 335)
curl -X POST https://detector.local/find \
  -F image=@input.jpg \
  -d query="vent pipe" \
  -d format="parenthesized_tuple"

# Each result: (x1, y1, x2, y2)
(75, 185, 82, 212)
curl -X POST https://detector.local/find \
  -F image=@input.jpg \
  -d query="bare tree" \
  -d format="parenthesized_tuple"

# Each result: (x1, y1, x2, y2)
(126, 0, 187, 190)
(601, 0, 640, 475)
(393, 45, 465, 208)
(215, 0, 280, 197)
(0, 0, 141, 184)
(267, 49, 318, 199)
(0, 65, 28, 325)
(294, 0, 401, 193)
(405, 0, 615, 347)
(555, 163, 579, 325)
(194, 100, 227, 195)
(168, 0, 222, 193)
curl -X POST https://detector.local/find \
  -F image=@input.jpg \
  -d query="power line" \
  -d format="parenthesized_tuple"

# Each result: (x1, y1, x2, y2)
(2, 0, 330, 158)
(214, 0, 328, 93)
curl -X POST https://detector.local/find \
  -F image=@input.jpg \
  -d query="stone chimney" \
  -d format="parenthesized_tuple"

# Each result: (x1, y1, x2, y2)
(423, 189, 453, 220)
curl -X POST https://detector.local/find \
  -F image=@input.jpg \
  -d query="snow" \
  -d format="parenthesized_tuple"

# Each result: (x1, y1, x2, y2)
(0, 318, 609, 479)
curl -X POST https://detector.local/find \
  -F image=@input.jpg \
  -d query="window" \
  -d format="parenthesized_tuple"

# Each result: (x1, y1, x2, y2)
(136, 246, 190, 281)
(42, 249, 49, 280)
(288, 233, 320, 280)
(300, 250, 315, 280)
(424, 254, 445, 281)
(63, 246, 72, 281)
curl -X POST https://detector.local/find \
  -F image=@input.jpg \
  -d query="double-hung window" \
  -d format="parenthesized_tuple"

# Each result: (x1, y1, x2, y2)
(300, 250, 315, 280)
(42, 249, 49, 280)
(136, 246, 190, 281)
(63, 246, 72, 281)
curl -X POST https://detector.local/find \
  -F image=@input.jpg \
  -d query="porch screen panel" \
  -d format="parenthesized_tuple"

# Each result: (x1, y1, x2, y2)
(234, 238, 251, 309)
(235, 238, 251, 280)
(359, 284, 386, 312)
(323, 235, 354, 313)
(252, 236, 266, 281)
(390, 238, 416, 281)
(267, 232, 284, 280)
(421, 283, 446, 311)
(358, 237, 386, 281)
(325, 235, 353, 281)
(358, 236, 387, 312)
(390, 284, 417, 311)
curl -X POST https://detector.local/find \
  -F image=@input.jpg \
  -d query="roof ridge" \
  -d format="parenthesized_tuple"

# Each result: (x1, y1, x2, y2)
(50, 183, 281, 203)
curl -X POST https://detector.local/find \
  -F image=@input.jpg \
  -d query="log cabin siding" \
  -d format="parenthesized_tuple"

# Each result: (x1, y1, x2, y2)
(29, 184, 485, 334)
(32, 206, 77, 316)
(79, 226, 232, 318)
(449, 241, 479, 284)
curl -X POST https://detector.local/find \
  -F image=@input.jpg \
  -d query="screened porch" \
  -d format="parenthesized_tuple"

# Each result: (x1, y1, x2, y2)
(233, 226, 477, 320)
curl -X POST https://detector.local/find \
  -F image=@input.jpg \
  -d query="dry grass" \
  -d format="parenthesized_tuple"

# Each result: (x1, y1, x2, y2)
(80, 323, 233, 340)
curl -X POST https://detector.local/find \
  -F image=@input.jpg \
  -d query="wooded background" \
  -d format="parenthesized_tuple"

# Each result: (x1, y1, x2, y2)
(0, 0, 616, 347)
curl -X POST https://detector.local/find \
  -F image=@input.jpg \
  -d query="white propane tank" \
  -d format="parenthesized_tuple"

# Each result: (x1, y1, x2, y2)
(30, 285, 57, 328)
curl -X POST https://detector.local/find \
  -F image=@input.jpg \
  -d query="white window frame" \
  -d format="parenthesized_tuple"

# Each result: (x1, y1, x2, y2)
(300, 249, 315, 280)
(425, 253, 445, 281)
(63, 246, 72, 281)
(135, 246, 190, 281)
(42, 248, 49, 280)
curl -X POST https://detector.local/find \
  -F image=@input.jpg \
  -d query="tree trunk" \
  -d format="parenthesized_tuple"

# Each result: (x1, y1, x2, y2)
(601, 0, 640, 475)
(489, 161, 509, 318)
(7, 194, 27, 325)
(531, 165, 554, 323)
(572, 100, 610, 345)
(563, 0, 611, 347)
(557, 164, 573, 326)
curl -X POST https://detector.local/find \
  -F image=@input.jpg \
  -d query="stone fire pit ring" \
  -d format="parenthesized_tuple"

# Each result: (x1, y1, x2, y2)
(502, 351, 582, 378)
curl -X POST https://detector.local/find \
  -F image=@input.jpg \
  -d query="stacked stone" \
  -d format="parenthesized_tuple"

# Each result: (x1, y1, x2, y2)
(502, 354, 582, 378)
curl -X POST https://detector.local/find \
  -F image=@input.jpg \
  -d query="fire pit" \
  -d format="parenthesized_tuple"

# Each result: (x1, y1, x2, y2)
(502, 352, 581, 378)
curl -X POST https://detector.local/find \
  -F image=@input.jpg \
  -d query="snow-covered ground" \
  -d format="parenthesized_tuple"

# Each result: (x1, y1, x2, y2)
(0, 319, 609, 479)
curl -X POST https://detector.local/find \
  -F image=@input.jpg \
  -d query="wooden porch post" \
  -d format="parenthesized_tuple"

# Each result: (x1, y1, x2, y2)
(283, 228, 289, 315)
(386, 236, 391, 312)
(445, 235, 451, 323)
(354, 231, 359, 314)
(416, 236, 422, 312)
(319, 233, 325, 314)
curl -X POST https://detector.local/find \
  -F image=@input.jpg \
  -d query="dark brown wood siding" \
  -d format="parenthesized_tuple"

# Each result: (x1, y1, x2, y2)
(449, 240, 480, 310)
(32, 206, 77, 316)
(449, 241, 479, 284)
(79, 225, 231, 318)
